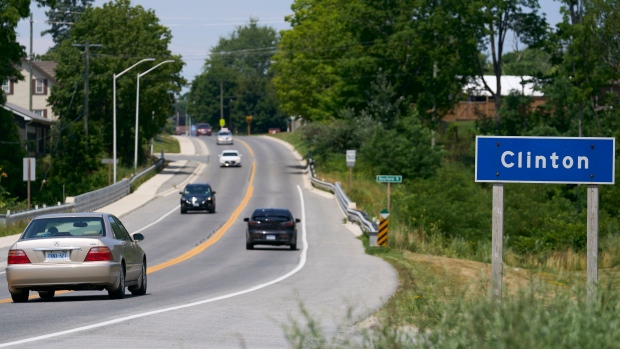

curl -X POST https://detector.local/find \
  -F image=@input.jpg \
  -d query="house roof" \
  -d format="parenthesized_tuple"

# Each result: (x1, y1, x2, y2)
(19, 60, 58, 84)
(2, 102, 53, 125)
(463, 75, 543, 97)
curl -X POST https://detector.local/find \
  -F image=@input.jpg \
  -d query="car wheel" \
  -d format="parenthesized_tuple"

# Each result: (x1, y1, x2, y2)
(290, 243, 297, 250)
(211, 206, 216, 213)
(108, 266, 126, 299)
(10, 289, 29, 303)
(246, 243, 254, 250)
(129, 262, 147, 296)
(180, 207, 187, 214)
(38, 290, 55, 299)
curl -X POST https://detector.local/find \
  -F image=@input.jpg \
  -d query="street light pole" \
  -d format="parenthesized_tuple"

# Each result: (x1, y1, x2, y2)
(113, 58, 154, 183)
(134, 59, 174, 170)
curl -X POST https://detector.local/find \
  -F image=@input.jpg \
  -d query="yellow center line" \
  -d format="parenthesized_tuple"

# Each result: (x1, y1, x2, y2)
(1, 139, 255, 304)
(148, 159, 254, 273)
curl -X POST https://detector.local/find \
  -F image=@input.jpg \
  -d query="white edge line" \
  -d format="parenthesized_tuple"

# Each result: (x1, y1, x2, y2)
(0, 185, 307, 348)
(133, 205, 180, 235)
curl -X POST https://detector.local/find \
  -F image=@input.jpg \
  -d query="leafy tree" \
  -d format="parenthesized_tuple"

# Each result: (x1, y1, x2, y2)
(272, 0, 480, 126)
(502, 48, 551, 77)
(189, 18, 283, 134)
(42, 0, 94, 48)
(359, 110, 445, 180)
(0, 108, 27, 200)
(48, 0, 184, 189)
(470, 0, 548, 129)
(0, 0, 55, 105)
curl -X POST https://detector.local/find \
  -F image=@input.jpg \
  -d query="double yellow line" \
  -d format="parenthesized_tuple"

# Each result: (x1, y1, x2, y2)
(0, 140, 255, 304)
(148, 160, 254, 273)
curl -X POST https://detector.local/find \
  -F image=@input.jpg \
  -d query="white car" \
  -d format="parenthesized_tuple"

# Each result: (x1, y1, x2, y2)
(216, 129, 234, 145)
(219, 150, 242, 167)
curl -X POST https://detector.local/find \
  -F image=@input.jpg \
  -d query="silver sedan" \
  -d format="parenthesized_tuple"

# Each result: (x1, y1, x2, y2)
(5, 212, 147, 302)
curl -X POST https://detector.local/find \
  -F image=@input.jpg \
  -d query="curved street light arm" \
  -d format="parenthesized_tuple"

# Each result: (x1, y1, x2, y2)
(134, 60, 176, 170)
(113, 58, 155, 183)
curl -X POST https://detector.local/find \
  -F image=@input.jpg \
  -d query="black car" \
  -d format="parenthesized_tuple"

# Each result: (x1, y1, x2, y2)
(180, 183, 216, 214)
(244, 208, 300, 250)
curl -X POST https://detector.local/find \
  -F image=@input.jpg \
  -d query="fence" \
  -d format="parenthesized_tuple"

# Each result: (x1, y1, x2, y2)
(307, 154, 379, 245)
(0, 154, 165, 227)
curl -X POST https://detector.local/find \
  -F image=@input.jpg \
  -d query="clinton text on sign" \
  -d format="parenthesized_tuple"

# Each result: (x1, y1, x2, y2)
(475, 136, 615, 184)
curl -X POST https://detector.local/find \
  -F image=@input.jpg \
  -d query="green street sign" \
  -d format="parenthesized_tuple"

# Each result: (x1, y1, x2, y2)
(376, 175, 402, 183)
(380, 209, 390, 219)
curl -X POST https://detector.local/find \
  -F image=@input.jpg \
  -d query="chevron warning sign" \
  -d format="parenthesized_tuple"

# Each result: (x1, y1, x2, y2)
(378, 209, 389, 246)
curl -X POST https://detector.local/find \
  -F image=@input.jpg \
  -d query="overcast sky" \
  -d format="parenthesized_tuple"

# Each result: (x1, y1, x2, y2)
(16, 0, 564, 93)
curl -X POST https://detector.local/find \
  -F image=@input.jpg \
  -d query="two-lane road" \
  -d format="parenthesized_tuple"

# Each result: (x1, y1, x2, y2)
(0, 136, 397, 348)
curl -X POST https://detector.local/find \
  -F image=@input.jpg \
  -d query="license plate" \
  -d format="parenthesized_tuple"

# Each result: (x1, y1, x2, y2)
(193, 203, 200, 207)
(266, 235, 276, 240)
(45, 251, 69, 261)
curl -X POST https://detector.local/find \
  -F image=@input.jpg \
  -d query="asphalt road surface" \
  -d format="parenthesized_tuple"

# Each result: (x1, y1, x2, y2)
(0, 135, 397, 348)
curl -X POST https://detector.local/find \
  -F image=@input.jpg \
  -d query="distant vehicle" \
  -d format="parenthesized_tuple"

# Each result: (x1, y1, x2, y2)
(5, 213, 147, 303)
(219, 150, 242, 167)
(196, 123, 212, 136)
(180, 183, 216, 214)
(244, 208, 300, 250)
(216, 129, 233, 145)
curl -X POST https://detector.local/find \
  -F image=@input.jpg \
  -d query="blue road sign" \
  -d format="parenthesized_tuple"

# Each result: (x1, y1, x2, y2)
(475, 136, 615, 184)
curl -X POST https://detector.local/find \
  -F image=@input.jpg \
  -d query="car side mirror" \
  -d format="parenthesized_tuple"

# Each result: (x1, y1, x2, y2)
(212, 191, 216, 195)
(243, 218, 249, 222)
(295, 218, 301, 223)
(133, 233, 145, 241)
(179, 191, 183, 195)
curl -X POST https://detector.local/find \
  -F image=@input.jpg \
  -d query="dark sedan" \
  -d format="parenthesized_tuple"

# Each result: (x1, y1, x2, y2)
(244, 208, 300, 250)
(180, 183, 216, 214)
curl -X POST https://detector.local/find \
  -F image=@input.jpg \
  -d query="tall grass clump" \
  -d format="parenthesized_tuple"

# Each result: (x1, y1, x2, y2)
(420, 282, 620, 349)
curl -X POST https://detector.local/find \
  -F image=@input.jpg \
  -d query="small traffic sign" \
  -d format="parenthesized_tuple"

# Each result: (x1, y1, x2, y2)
(376, 175, 402, 183)
(380, 209, 390, 219)
(346, 150, 356, 167)
(219, 118, 225, 127)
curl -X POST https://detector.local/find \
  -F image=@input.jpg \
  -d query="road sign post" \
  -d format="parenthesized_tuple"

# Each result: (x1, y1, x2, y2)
(23, 158, 35, 210)
(246, 115, 252, 135)
(376, 175, 402, 211)
(476, 136, 615, 301)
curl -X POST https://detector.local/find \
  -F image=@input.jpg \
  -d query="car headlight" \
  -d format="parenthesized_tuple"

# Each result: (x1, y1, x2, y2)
(207, 197, 212, 201)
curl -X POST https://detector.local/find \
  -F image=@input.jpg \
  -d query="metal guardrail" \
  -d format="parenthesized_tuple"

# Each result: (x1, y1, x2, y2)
(0, 155, 165, 227)
(307, 154, 378, 243)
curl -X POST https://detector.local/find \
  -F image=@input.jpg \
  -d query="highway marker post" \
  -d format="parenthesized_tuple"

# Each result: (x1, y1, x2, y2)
(476, 136, 615, 301)
(378, 209, 390, 246)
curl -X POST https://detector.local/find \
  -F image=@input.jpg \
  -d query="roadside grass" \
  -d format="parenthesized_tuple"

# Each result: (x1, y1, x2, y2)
(153, 134, 180, 154)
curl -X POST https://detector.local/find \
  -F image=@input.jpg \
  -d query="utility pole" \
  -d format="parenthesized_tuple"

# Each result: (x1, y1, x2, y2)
(29, 14, 33, 112)
(72, 42, 102, 152)
(220, 80, 223, 127)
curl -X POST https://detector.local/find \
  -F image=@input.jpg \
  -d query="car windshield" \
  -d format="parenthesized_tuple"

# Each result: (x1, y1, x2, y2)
(22, 217, 105, 239)
(198, 124, 210, 128)
(219, 131, 231, 136)
(184, 185, 211, 195)
(222, 152, 238, 156)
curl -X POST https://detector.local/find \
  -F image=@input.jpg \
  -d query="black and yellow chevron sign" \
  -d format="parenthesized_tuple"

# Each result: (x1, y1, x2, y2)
(378, 209, 390, 246)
